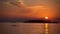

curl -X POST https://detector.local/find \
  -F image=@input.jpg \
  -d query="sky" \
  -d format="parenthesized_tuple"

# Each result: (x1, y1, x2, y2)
(0, 0, 60, 20)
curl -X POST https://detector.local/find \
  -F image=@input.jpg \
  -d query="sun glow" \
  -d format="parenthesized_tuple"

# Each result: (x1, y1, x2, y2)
(45, 17, 48, 19)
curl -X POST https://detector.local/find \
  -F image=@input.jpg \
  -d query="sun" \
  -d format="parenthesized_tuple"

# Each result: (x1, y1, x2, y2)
(45, 17, 48, 20)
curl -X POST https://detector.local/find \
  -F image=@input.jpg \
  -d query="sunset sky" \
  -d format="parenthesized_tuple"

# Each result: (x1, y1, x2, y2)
(0, 0, 60, 20)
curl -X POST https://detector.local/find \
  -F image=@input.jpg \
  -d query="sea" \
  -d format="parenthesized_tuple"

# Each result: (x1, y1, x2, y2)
(0, 22, 60, 34)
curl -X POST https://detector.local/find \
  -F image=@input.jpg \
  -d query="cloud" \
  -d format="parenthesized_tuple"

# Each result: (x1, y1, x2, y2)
(0, 0, 9, 2)
(0, 1, 32, 18)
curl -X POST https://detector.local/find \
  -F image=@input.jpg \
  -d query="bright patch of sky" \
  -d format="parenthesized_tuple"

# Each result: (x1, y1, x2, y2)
(0, 0, 59, 5)
(23, 0, 59, 6)
(23, 0, 48, 6)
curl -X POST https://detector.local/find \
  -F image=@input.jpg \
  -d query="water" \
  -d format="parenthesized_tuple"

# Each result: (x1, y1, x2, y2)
(0, 23, 60, 34)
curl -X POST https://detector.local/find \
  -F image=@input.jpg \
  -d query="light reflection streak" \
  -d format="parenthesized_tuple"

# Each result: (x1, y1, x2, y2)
(45, 23, 48, 34)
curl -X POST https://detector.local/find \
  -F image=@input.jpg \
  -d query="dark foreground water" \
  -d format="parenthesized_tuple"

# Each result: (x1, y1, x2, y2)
(0, 23, 60, 34)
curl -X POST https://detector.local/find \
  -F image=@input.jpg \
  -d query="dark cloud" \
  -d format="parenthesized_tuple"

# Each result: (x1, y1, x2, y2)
(0, 0, 9, 2)
(0, 0, 32, 13)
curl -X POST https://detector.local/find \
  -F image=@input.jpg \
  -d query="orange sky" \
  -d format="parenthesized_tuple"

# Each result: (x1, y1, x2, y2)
(0, 5, 57, 20)
(0, 1, 59, 20)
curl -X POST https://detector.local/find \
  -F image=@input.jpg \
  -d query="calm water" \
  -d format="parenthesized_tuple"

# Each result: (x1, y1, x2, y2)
(0, 23, 60, 34)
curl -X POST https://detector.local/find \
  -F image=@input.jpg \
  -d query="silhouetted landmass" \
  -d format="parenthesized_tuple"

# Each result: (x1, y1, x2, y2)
(0, 18, 59, 23)
(24, 19, 59, 23)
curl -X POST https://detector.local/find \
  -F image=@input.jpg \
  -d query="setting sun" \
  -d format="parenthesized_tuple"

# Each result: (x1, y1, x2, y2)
(45, 17, 48, 20)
